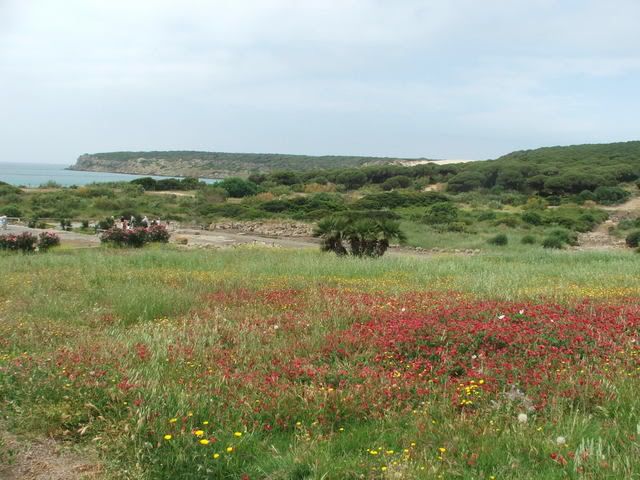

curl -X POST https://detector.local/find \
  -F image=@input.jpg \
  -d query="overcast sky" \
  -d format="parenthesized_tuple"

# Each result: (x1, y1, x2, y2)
(1, 0, 639, 164)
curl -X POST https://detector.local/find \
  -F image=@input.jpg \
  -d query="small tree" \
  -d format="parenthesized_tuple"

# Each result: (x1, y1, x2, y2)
(313, 212, 406, 258)
(218, 177, 258, 198)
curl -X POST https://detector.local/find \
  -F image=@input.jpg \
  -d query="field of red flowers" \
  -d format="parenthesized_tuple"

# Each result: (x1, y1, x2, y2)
(1, 249, 639, 479)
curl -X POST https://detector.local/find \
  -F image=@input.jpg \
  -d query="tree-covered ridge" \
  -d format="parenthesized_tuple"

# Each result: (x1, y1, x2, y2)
(446, 141, 640, 194)
(72, 150, 437, 176)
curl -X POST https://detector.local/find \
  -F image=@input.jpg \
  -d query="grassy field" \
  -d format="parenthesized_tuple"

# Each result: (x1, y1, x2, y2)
(1, 246, 639, 479)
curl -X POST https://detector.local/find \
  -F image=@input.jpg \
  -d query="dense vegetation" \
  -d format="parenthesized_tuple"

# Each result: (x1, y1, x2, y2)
(73, 142, 640, 198)
(4, 141, 640, 253)
(72, 151, 433, 177)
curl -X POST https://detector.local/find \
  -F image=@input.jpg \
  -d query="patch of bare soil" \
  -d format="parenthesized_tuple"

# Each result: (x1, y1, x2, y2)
(576, 196, 640, 250)
(0, 429, 102, 480)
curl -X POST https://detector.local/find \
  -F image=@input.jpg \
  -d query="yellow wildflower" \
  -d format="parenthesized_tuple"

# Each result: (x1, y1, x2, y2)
(199, 439, 210, 445)
(163, 434, 172, 440)
(194, 430, 204, 437)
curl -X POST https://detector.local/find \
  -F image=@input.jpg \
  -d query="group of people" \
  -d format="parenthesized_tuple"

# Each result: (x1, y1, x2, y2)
(116, 215, 165, 230)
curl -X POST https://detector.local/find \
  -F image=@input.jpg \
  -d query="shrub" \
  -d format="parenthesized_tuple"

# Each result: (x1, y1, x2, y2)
(59, 219, 72, 231)
(487, 233, 508, 246)
(423, 202, 459, 225)
(96, 217, 115, 231)
(547, 228, 578, 246)
(625, 230, 640, 248)
(218, 178, 258, 198)
(101, 225, 170, 247)
(381, 175, 413, 191)
(593, 186, 630, 205)
(146, 225, 170, 243)
(475, 210, 497, 221)
(37, 232, 60, 251)
(336, 170, 368, 190)
(313, 212, 406, 258)
(493, 216, 520, 228)
(521, 234, 536, 245)
(27, 219, 48, 229)
(521, 211, 542, 225)
(542, 236, 565, 249)
(354, 191, 448, 210)
(0, 232, 38, 252)
(2, 205, 22, 218)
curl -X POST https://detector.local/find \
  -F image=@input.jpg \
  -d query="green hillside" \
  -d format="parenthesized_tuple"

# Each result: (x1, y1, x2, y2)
(446, 141, 640, 194)
(70, 150, 435, 178)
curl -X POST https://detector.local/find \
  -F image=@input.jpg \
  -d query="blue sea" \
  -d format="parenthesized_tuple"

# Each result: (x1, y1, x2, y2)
(0, 162, 218, 187)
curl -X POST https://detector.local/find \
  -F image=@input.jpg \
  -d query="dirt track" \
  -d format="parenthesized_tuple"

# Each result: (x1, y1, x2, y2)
(577, 196, 640, 250)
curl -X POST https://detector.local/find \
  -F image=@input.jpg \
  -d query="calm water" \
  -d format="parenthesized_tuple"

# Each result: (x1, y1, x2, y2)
(0, 162, 217, 187)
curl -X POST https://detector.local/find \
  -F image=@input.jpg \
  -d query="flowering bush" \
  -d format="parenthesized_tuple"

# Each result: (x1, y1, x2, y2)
(0, 231, 61, 252)
(37, 231, 60, 251)
(146, 224, 170, 243)
(100, 225, 170, 247)
(0, 232, 37, 252)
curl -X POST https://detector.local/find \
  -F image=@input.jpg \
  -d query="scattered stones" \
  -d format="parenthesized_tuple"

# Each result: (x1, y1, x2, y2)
(209, 221, 314, 237)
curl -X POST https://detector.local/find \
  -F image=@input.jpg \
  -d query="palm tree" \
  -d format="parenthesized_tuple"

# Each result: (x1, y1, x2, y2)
(314, 212, 406, 258)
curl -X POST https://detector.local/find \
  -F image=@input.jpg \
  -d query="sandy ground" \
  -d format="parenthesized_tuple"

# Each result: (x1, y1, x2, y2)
(0, 428, 102, 480)
(576, 196, 640, 250)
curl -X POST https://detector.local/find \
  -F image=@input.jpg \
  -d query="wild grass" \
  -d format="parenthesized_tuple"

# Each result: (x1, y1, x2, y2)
(1, 246, 639, 479)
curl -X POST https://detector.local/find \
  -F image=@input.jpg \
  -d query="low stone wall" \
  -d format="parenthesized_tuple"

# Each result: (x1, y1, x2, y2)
(208, 221, 314, 237)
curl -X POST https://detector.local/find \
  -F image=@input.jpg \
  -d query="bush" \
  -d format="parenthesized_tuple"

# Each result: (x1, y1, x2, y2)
(313, 212, 406, 258)
(487, 233, 508, 246)
(475, 210, 497, 221)
(521, 211, 542, 225)
(60, 218, 72, 231)
(0, 232, 38, 252)
(521, 234, 536, 245)
(593, 186, 630, 205)
(547, 228, 578, 246)
(336, 170, 368, 190)
(100, 225, 170, 248)
(493, 216, 520, 228)
(381, 175, 413, 191)
(423, 202, 459, 225)
(2, 205, 22, 218)
(146, 225, 171, 243)
(625, 230, 640, 248)
(217, 178, 258, 198)
(37, 232, 60, 251)
(27, 218, 48, 229)
(96, 217, 115, 231)
(354, 191, 448, 210)
(542, 236, 565, 249)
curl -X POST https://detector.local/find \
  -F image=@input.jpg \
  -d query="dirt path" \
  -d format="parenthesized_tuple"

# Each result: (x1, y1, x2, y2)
(577, 196, 640, 250)
(0, 429, 102, 480)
